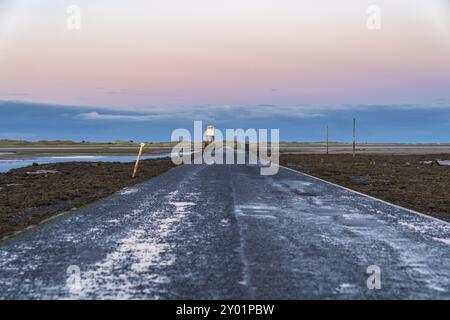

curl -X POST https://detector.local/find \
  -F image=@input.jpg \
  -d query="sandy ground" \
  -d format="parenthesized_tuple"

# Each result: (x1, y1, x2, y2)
(0, 159, 176, 239)
(280, 153, 450, 222)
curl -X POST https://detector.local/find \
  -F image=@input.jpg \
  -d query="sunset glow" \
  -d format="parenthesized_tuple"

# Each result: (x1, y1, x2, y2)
(1, 0, 449, 110)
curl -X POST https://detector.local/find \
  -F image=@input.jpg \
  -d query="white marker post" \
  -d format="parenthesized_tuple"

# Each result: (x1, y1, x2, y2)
(326, 125, 329, 155)
(205, 124, 215, 146)
(132, 143, 145, 178)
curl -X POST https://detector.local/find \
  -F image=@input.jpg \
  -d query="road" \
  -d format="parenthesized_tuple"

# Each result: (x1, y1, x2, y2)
(0, 161, 449, 299)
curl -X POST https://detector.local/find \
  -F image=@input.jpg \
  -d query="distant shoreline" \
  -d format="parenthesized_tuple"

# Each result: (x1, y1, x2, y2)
(2, 139, 450, 148)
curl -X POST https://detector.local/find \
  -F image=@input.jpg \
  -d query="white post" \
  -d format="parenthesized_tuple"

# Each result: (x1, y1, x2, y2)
(326, 125, 329, 155)
(353, 118, 356, 158)
(132, 143, 145, 178)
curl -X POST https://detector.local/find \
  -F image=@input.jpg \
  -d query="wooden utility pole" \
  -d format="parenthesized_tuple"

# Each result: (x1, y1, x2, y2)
(352, 118, 356, 157)
(326, 125, 329, 155)
(132, 143, 145, 178)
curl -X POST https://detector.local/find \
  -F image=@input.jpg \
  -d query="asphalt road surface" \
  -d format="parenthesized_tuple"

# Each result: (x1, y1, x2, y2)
(0, 161, 449, 299)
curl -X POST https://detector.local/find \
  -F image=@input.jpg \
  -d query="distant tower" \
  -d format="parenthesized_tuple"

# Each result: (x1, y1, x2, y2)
(205, 124, 215, 146)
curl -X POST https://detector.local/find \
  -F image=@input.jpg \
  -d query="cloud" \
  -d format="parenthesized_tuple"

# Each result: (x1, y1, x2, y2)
(340, 103, 450, 110)
(75, 105, 324, 122)
(76, 112, 164, 121)
(10, 99, 450, 125)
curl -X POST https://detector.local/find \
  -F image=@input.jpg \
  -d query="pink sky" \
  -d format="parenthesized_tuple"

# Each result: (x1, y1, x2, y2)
(0, 0, 449, 110)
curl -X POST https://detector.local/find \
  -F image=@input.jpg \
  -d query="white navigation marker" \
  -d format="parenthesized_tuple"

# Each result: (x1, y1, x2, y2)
(205, 124, 215, 146)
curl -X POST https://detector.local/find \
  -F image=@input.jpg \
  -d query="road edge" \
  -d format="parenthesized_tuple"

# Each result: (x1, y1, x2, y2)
(0, 164, 182, 243)
(279, 165, 450, 226)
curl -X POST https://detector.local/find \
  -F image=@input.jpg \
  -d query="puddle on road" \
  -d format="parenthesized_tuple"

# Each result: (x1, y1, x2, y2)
(334, 214, 377, 227)
(171, 202, 196, 214)
(314, 209, 346, 217)
(235, 205, 279, 220)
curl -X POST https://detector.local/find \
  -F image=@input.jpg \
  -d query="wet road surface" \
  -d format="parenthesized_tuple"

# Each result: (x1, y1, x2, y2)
(0, 162, 449, 299)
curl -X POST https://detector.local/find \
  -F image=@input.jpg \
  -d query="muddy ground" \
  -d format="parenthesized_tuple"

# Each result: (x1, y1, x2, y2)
(280, 154, 450, 222)
(0, 159, 176, 239)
